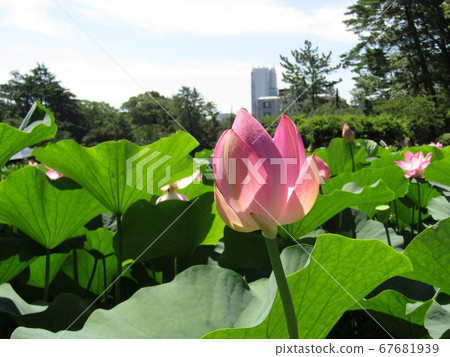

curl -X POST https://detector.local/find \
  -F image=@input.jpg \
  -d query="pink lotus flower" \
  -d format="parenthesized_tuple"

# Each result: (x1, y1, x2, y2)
(394, 151, 432, 179)
(28, 161, 64, 180)
(342, 123, 355, 142)
(155, 170, 201, 204)
(45, 169, 65, 180)
(429, 142, 443, 149)
(213, 110, 320, 239)
(315, 156, 331, 182)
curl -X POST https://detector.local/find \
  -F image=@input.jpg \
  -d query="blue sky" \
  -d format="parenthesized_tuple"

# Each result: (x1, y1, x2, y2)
(0, 0, 358, 113)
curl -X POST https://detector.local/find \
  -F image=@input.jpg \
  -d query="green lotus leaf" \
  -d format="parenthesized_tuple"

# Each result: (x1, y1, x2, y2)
(0, 166, 105, 249)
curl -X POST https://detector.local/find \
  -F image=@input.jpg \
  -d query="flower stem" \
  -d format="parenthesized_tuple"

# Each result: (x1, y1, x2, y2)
(265, 238, 298, 339)
(115, 214, 123, 304)
(348, 142, 355, 172)
(102, 257, 107, 303)
(73, 248, 79, 286)
(173, 256, 178, 278)
(43, 249, 51, 302)
(417, 181, 422, 233)
(338, 211, 343, 233)
(393, 200, 399, 233)
(383, 223, 392, 247)
(87, 258, 98, 293)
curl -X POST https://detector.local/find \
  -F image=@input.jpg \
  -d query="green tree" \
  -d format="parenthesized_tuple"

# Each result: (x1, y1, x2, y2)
(374, 96, 446, 144)
(444, 0, 450, 22)
(280, 40, 341, 110)
(343, 0, 450, 102)
(172, 86, 220, 149)
(0, 100, 14, 125)
(0, 63, 85, 140)
(79, 100, 133, 146)
(173, 87, 204, 139)
(120, 91, 176, 145)
(202, 101, 221, 147)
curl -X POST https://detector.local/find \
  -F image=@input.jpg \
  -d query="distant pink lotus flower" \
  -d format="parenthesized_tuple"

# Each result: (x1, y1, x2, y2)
(394, 151, 432, 179)
(429, 142, 443, 149)
(213, 109, 320, 239)
(342, 123, 355, 142)
(28, 161, 64, 180)
(45, 169, 65, 180)
(315, 156, 331, 182)
(155, 170, 201, 204)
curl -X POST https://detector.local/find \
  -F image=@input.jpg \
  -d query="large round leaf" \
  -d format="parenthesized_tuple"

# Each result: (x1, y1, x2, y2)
(324, 166, 407, 199)
(0, 284, 91, 334)
(0, 284, 47, 316)
(0, 236, 41, 284)
(0, 102, 57, 168)
(120, 193, 214, 261)
(425, 298, 450, 338)
(315, 138, 368, 175)
(324, 166, 407, 216)
(26, 252, 70, 288)
(205, 235, 411, 339)
(84, 228, 116, 258)
(63, 228, 117, 295)
(403, 217, 450, 294)
(352, 210, 403, 249)
(282, 180, 395, 239)
(0, 166, 105, 249)
(32, 132, 198, 215)
(10, 244, 312, 339)
(13, 265, 261, 338)
(352, 289, 433, 338)
(425, 157, 450, 187)
(63, 249, 117, 295)
(12, 235, 411, 338)
(427, 196, 450, 221)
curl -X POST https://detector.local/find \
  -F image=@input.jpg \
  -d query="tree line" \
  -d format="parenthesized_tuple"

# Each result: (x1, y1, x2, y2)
(0, 63, 229, 149)
(1, 0, 449, 148)
(281, 0, 449, 105)
(276, 0, 449, 144)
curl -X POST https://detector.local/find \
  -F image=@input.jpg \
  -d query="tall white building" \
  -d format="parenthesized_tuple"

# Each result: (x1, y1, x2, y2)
(251, 67, 278, 117)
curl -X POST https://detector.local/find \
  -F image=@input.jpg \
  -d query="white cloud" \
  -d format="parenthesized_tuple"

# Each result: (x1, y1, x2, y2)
(0, 40, 257, 112)
(53, 58, 353, 113)
(49, 57, 253, 113)
(73, 0, 356, 42)
(0, 0, 72, 37)
(0, 0, 356, 114)
(0, 42, 353, 115)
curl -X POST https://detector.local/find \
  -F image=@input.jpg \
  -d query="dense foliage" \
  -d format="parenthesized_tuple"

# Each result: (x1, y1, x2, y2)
(276, 0, 449, 144)
(0, 65, 227, 149)
(0, 103, 449, 339)
(262, 105, 447, 150)
(342, 0, 450, 102)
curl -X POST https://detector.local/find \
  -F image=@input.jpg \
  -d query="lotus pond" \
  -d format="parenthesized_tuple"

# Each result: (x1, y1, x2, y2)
(0, 102, 449, 339)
